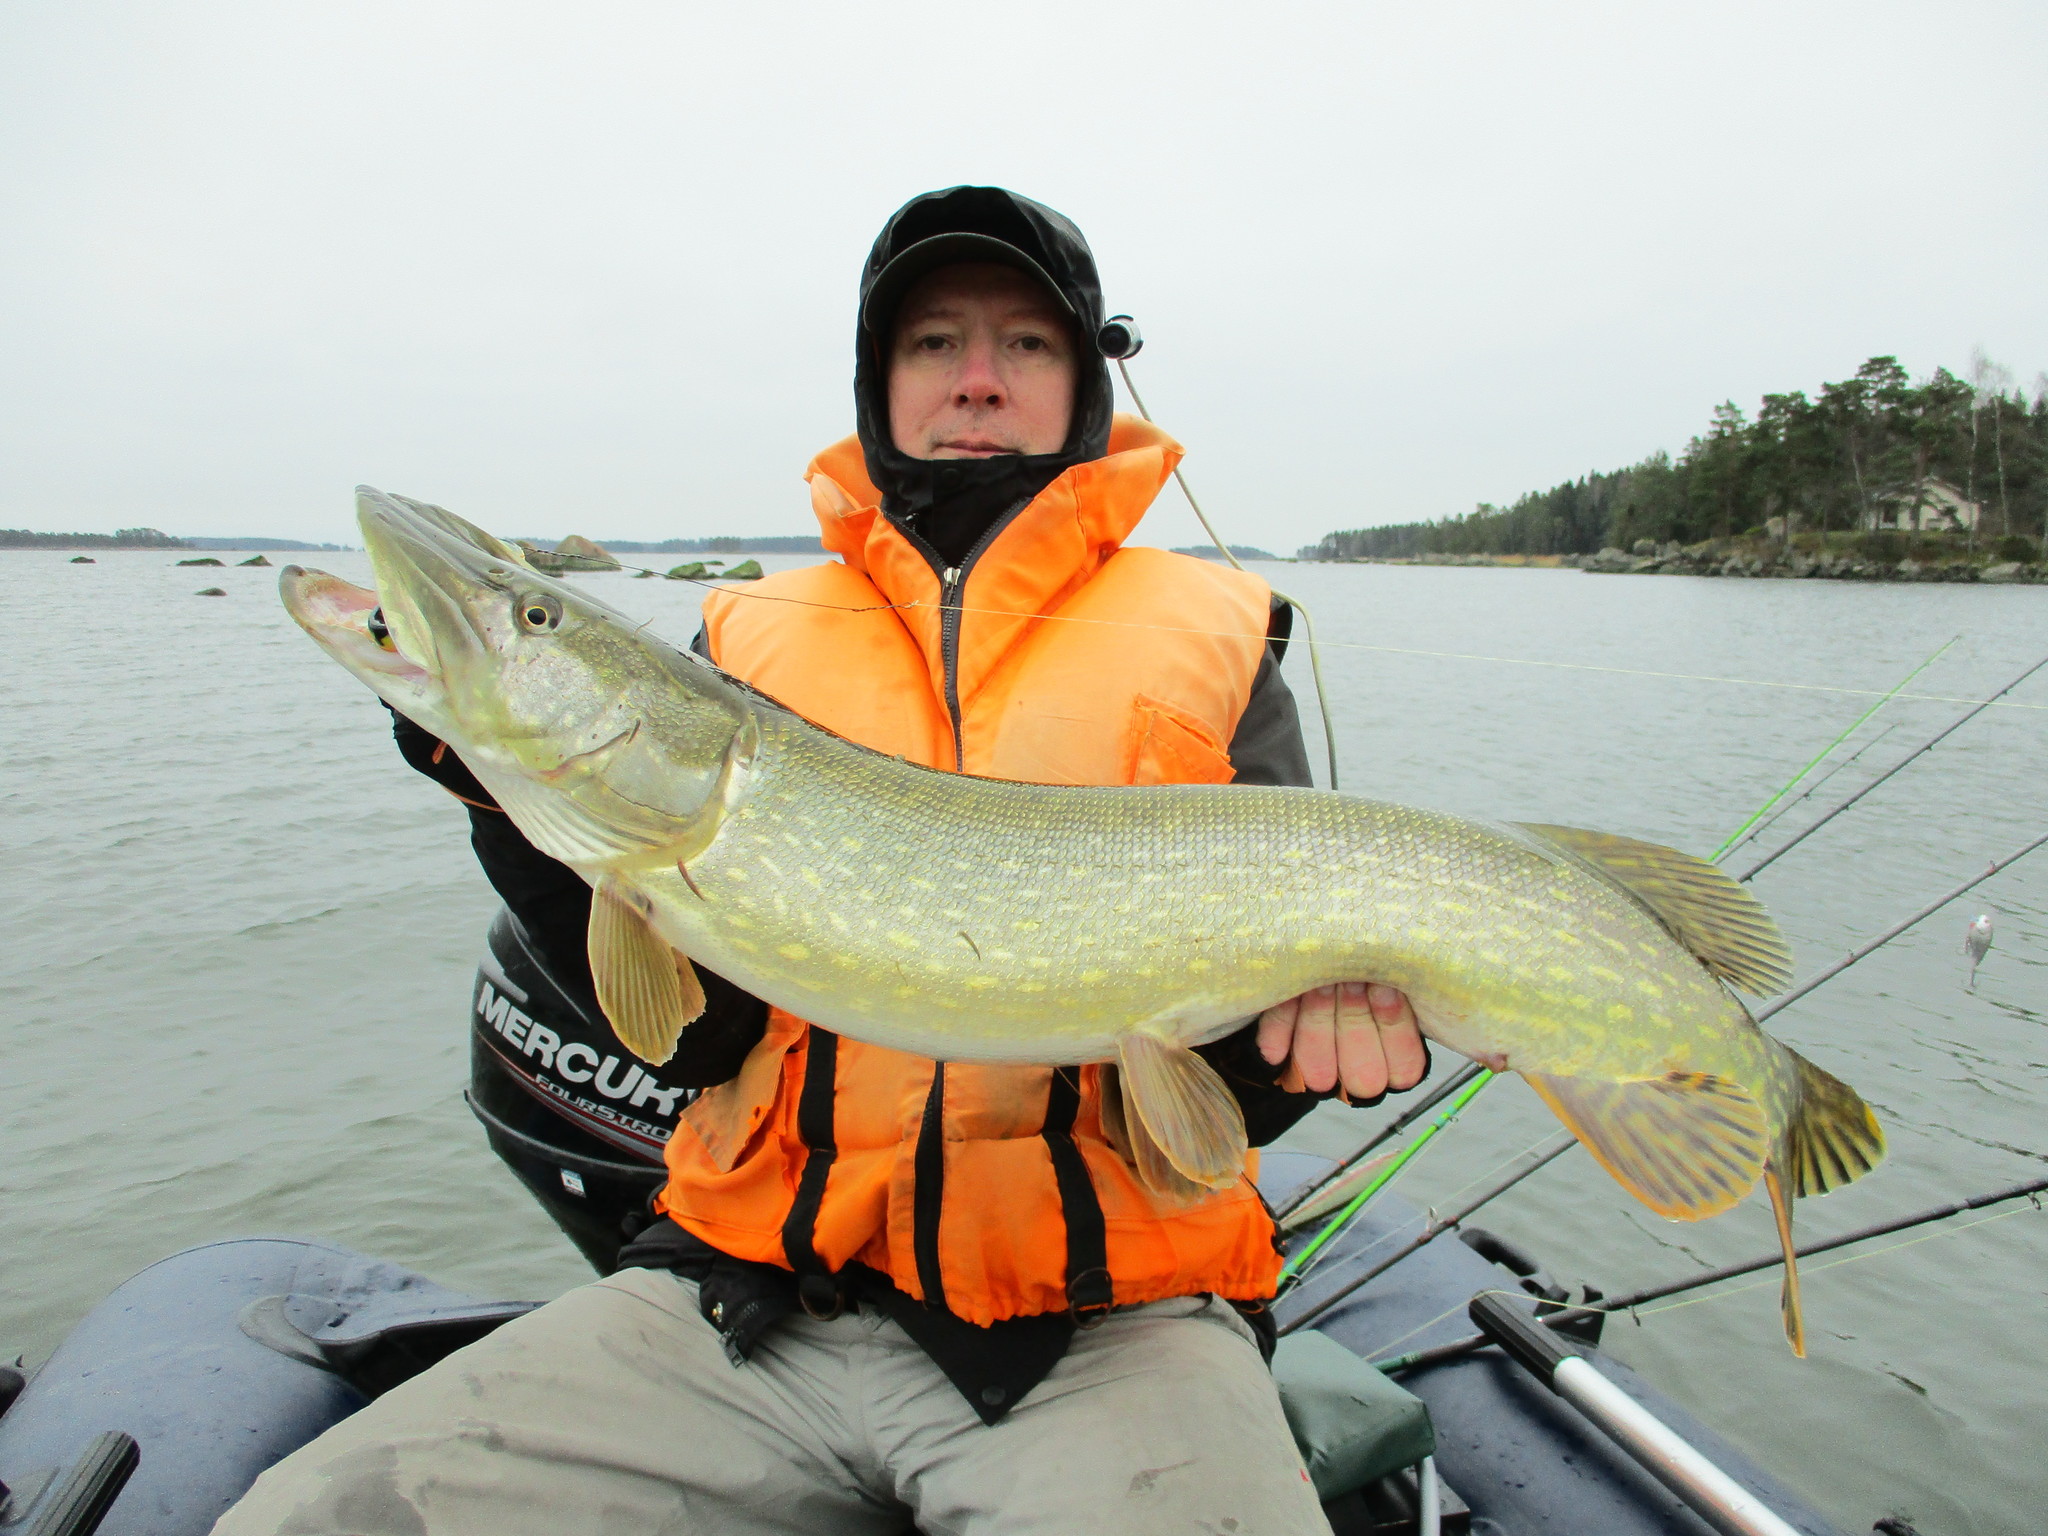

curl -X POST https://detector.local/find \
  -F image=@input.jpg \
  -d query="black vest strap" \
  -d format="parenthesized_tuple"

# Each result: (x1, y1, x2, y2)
(780, 1028, 843, 1317)
(911, 1064, 949, 1311)
(1042, 1067, 1113, 1325)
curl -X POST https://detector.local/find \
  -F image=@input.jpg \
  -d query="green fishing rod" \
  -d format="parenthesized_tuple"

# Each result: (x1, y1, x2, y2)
(1709, 635, 1955, 862)
(1737, 645, 2048, 882)
(1277, 1070, 1495, 1289)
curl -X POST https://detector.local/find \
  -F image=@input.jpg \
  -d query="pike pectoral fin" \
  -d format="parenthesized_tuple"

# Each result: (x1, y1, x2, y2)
(1115, 1031, 1248, 1197)
(1765, 1160, 1805, 1357)
(1515, 824, 1795, 996)
(588, 875, 704, 1065)
(1524, 1069, 1768, 1220)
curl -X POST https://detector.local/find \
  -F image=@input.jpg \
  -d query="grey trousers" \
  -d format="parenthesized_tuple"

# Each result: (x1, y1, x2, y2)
(214, 1267, 1332, 1536)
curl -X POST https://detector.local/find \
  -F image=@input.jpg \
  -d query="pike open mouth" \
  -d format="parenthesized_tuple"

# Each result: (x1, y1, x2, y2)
(279, 566, 433, 683)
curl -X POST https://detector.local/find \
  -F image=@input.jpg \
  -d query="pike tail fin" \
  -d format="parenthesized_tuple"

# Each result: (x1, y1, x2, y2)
(1784, 1049, 1887, 1197)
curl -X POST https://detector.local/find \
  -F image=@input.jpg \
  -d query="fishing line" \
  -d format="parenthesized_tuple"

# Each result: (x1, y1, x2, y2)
(1626, 1204, 2039, 1321)
(1110, 354, 1344, 790)
(1709, 637, 1956, 860)
(585, 557, 2048, 713)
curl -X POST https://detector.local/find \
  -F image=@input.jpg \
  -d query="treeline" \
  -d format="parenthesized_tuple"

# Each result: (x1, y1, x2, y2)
(1307, 356, 2047, 560)
(0, 527, 189, 549)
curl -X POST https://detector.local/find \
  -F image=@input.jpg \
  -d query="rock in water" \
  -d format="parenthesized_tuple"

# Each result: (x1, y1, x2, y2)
(70, 555, 95, 563)
(178, 556, 225, 567)
(666, 561, 711, 580)
(238, 554, 273, 567)
(196, 586, 228, 596)
(552, 535, 620, 571)
(721, 558, 764, 580)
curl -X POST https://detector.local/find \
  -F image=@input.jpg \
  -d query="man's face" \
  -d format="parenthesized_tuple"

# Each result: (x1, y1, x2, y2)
(887, 262, 1077, 460)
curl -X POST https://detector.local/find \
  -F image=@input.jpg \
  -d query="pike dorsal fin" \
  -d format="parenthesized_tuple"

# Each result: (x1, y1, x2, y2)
(589, 875, 704, 1065)
(1515, 823, 1795, 996)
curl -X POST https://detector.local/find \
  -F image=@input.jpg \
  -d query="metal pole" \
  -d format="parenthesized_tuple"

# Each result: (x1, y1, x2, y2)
(1470, 1295, 1802, 1536)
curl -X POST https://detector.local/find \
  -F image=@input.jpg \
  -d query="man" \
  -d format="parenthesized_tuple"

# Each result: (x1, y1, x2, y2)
(219, 186, 1428, 1535)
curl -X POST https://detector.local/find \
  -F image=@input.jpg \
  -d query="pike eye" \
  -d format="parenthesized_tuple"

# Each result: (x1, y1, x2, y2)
(366, 607, 394, 651)
(517, 593, 563, 632)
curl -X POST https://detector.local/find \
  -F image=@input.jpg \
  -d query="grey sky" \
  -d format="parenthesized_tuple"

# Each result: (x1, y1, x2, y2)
(3, 1, 2042, 550)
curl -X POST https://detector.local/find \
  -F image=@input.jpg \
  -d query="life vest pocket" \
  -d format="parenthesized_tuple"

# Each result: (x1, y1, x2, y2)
(1126, 693, 1236, 785)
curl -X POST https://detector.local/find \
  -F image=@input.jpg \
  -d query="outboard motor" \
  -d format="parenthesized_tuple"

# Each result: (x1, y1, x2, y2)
(467, 908, 682, 1271)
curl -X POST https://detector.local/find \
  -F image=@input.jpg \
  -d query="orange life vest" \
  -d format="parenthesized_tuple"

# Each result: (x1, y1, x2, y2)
(654, 415, 1286, 1326)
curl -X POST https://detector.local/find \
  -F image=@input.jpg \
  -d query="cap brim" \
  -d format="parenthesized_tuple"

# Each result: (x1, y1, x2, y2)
(861, 232, 1074, 336)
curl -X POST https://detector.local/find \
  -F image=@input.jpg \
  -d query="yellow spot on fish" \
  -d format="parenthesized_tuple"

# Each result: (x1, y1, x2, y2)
(1188, 958, 1213, 973)
(886, 931, 919, 950)
(726, 868, 750, 884)
(1079, 968, 1108, 983)
(964, 975, 997, 990)
(841, 837, 863, 851)
(1607, 1003, 1634, 1023)
(778, 943, 810, 961)
(1295, 937, 1323, 953)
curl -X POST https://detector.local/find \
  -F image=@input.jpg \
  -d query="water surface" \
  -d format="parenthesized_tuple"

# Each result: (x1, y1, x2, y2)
(3, 549, 2042, 1534)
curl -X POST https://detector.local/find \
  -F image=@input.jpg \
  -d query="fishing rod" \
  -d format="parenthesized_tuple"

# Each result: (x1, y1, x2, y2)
(1753, 827, 2048, 1024)
(1372, 1172, 2048, 1376)
(1715, 722, 1897, 863)
(1709, 637, 1955, 861)
(1277, 1071, 1496, 1288)
(1272, 1061, 1489, 1222)
(1105, 331, 1344, 791)
(1277, 1131, 1578, 1336)
(1736, 647, 2048, 882)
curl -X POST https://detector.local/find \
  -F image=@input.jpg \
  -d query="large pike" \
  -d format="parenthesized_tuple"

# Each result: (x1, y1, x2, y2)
(284, 489, 1885, 1353)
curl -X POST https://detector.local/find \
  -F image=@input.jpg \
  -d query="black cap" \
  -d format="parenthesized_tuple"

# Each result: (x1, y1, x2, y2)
(861, 232, 1076, 339)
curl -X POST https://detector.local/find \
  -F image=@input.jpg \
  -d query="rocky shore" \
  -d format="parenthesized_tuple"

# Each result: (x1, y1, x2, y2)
(1573, 540, 2044, 583)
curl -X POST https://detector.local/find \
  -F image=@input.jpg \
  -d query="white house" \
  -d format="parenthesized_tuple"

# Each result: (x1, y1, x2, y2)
(1866, 478, 1983, 534)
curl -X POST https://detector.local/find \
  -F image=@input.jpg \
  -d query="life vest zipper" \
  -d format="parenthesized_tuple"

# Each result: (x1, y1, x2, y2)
(939, 564, 965, 771)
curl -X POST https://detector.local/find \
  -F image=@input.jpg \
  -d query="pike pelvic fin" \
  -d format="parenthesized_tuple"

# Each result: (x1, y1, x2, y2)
(1765, 1161, 1805, 1357)
(1524, 1069, 1768, 1220)
(1115, 1030, 1247, 1198)
(1785, 1049, 1887, 1197)
(1515, 823, 1796, 996)
(588, 875, 705, 1065)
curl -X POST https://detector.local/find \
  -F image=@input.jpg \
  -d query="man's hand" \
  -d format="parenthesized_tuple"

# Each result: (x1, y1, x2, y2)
(1256, 984, 1428, 1101)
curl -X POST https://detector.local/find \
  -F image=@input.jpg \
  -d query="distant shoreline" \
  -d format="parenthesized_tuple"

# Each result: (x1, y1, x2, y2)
(1305, 537, 2045, 584)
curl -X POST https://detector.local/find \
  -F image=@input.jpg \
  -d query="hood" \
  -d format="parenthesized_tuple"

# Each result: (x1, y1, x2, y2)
(853, 186, 1115, 566)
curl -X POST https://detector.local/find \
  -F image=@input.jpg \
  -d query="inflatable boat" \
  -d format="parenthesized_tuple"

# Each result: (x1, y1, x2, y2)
(0, 913, 1852, 1535)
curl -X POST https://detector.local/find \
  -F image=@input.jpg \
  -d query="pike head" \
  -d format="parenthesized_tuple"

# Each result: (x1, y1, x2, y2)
(281, 487, 757, 872)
